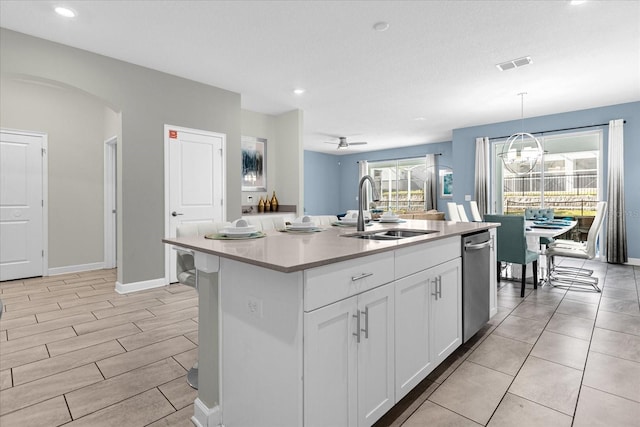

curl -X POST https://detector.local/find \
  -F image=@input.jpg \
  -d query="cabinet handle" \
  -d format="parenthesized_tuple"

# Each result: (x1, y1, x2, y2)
(351, 272, 373, 282)
(431, 278, 439, 300)
(361, 306, 369, 339)
(353, 310, 361, 343)
(437, 276, 443, 299)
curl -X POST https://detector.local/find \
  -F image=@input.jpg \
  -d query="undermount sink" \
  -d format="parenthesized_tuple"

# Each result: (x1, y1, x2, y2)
(342, 228, 439, 240)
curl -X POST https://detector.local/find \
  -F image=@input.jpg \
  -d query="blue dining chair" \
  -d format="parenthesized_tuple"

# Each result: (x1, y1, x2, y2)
(525, 208, 555, 248)
(484, 214, 539, 297)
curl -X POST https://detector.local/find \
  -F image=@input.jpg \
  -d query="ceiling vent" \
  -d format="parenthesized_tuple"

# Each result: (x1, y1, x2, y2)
(496, 56, 533, 71)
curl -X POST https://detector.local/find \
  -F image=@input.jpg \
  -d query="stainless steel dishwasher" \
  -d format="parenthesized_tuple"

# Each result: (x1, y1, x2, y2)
(461, 231, 491, 343)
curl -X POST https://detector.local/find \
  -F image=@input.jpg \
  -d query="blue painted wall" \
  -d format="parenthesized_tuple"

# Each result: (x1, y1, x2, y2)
(304, 141, 453, 215)
(452, 101, 640, 259)
(303, 151, 341, 215)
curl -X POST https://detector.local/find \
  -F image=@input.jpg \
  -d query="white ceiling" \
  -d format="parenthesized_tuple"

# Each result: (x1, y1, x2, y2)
(1, 1, 638, 154)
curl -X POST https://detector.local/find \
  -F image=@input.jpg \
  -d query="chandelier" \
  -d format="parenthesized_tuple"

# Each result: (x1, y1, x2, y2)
(498, 93, 544, 175)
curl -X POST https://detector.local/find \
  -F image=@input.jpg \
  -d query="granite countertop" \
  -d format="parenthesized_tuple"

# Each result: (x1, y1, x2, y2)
(163, 220, 498, 273)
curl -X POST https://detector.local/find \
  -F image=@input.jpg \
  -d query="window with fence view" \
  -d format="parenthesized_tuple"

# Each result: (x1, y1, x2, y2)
(368, 157, 428, 212)
(494, 130, 601, 219)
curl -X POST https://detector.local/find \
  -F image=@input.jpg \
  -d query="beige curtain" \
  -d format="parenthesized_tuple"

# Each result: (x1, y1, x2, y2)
(474, 137, 490, 215)
(606, 119, 627, 263)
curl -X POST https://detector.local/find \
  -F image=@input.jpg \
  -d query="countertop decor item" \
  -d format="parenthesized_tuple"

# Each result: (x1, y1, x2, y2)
(258, 197, 265, 213)
(270, 191, 278, 212)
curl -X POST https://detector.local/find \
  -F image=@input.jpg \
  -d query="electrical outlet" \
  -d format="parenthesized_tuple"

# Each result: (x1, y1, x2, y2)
(247, 296, 263, 318)
(465, 195, 472, 201)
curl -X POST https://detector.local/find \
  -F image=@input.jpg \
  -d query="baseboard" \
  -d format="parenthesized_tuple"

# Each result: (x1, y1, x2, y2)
(115, 277, 167, 294)
(192, 398, 221, 427)
(626, 258, 640, 266)
(48, 262, 104, 276)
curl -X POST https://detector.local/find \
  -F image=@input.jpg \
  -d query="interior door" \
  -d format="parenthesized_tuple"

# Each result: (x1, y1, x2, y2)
(167, 126, 225, 282)
(0, 130, 44, 281)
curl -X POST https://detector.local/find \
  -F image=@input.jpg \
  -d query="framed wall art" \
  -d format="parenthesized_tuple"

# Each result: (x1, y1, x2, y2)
(241, 136, 267, 191)
(439, 168, 453, 198)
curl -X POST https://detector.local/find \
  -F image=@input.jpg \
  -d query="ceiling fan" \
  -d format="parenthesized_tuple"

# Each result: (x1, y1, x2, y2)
(324, 136, 368, 150)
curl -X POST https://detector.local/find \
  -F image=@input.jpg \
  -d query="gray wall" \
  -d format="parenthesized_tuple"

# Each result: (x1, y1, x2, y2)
(0, 77, 112, 268)
(240, 109, 304, 213)
(1, 28, 242, 285)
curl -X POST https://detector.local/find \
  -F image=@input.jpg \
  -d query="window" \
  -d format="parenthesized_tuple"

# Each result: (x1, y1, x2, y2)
(367, 157, 428, 212)
(492, 130, 602, 219)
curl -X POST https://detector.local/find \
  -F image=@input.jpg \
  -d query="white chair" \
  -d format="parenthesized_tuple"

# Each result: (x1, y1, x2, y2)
(175, 221, 231, 389)
(457, 204, 470, 222)
(447, 202, 461, 222)
(469, 201, 482, 222)
(245, 216, 286, 231)
(309, 215, 339, 225)
(546, 201, 607, 292)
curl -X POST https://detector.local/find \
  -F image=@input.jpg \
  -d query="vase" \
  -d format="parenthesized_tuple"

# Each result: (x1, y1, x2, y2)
(258, 197, 264, 213)
(271, 191, 278, 212)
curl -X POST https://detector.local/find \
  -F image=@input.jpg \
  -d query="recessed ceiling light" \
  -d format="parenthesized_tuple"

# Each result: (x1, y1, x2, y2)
(293, 88, 305, 95)
(54, 6, 77, 18)
(373, 22, 390, 32)
(570, 0, 586, 5)
(413, 117, 426, 121)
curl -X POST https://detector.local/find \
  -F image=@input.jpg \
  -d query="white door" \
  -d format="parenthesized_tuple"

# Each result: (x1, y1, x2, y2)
(357, 283, 395, 426)
(304, 297, 358, 427)
(165, 125, 225, 283)
(0, 130, 45, 281)
(431, 258, 462, 365)
(395, 270, 432, 400)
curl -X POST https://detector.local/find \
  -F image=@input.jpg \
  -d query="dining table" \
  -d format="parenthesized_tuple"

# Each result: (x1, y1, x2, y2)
(508, 218, 578, 283)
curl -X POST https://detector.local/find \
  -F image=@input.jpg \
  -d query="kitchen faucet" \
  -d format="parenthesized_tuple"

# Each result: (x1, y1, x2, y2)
(357, 175, 380, 232)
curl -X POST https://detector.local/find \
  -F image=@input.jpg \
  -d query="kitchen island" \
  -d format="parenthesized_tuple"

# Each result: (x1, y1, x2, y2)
(163, 219, 498, 427)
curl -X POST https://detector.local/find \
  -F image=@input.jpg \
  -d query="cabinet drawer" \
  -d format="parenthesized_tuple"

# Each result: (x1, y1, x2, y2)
(304, 252, 394, 312)
(395, 236, 460, 279)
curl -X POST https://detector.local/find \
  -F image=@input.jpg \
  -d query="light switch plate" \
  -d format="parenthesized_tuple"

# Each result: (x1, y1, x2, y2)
(464, 195, 471, 201)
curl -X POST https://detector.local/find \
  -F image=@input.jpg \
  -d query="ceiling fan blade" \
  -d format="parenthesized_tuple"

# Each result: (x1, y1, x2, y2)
(324, 141, 338, 144)
(349, 142, 368, 145)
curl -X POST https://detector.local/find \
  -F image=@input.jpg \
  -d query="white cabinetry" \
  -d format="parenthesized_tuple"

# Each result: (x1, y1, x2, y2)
(394, 257, 461, 400)
(304, 283, 394, 427)
(431, 258, 462, 364)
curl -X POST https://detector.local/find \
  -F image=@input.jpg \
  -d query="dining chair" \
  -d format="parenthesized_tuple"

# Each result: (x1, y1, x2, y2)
(484, 214, 539, 297)
(447, 202, 461, 222)
(456, 204, 470, 222)
(469, 201, 482, 222)
(175, 221, 231, 389)
(245, 216, 286, 231)
(524, 208, 555, 249)
(545, 201, 607, 291)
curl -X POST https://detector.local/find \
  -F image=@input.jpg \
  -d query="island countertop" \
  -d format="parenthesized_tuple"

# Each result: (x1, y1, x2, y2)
(163, 219, 498, 273)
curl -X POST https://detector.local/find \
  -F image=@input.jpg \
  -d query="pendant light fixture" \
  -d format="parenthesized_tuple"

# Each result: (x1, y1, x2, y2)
(499, 92, 544, 175)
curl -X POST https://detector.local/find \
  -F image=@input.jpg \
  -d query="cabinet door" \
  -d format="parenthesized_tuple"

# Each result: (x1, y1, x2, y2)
(394, 270, 432, 400)
(357, 283, 395, 427)
(431, 258, 462, 365)
(304, 297, 358, 427)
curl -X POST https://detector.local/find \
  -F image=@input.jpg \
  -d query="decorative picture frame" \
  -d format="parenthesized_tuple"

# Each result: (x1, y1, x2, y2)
(241, 136, 267, 191)
(439, 168, 453, 198)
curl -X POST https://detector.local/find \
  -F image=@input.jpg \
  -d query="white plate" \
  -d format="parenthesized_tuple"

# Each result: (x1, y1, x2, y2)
(290, 222, 317, 228)
(340, 218, 358, 224)
(379, 218, 402, 223)
(287, 226, 320, 232)
(221, 228, 257, 237)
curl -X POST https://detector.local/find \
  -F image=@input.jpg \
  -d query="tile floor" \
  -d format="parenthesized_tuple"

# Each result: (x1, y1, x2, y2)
(375, 258, 640, 427)
(0, 259, 638, 426)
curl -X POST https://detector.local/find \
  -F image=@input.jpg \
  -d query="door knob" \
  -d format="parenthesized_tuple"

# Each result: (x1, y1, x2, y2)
(171, 211, 184, 217)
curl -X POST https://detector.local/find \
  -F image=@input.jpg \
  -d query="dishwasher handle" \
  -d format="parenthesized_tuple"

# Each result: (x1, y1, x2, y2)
(464, 240, 491, 251)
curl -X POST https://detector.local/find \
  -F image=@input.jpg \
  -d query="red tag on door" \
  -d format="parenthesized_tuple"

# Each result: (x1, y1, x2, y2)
(169, 130, 178, 139)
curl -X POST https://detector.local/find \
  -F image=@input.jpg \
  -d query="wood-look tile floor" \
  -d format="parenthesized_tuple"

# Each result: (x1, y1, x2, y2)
(0, 269, 198, 427)
(1, 260, 639, 426)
